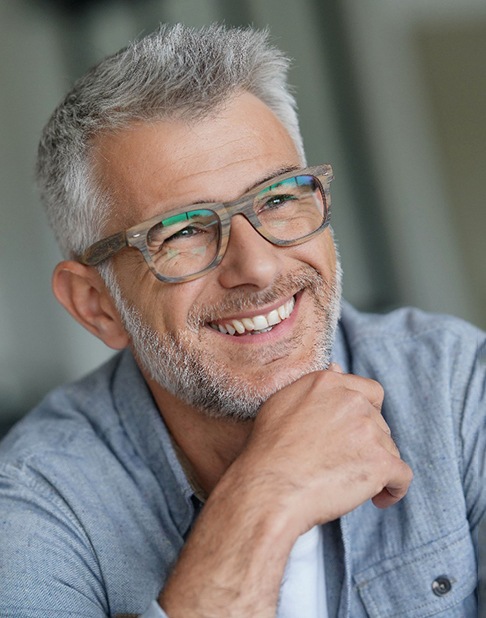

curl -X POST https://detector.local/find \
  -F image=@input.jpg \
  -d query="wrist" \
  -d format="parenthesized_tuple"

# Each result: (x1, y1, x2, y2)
(159, 459, 301, 617)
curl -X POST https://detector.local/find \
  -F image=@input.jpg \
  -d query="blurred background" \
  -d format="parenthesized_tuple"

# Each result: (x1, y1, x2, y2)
(1, 0, 485, 434)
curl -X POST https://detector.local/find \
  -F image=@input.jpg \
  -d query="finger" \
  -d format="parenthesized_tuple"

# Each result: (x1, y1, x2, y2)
(368, 407, 392, 437)
(372, 460, 413, 509)
(324, 369, 390, 434)
(332, 372, 385, 413)
(367, 410, 399, 455)
(379, 430, 401, 457)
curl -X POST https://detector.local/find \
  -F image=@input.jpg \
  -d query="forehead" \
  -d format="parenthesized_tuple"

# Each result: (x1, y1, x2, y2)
(91, 92, 302, 231)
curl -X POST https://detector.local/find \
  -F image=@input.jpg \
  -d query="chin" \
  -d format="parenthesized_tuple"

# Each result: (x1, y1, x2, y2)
(193, 354, 326, 422)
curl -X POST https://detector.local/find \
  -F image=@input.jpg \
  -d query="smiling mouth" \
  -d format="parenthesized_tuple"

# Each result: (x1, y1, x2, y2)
(207, 296, 296, 336)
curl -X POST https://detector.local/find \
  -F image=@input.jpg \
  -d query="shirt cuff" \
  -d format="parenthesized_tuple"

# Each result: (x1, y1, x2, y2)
(140, 600, 169, 618)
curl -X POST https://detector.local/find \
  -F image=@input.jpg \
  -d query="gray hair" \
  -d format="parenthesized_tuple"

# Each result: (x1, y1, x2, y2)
(36, 23, 306, 259)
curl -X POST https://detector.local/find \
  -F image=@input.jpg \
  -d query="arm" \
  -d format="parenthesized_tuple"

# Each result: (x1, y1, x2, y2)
(0, 467, 108, 617)
(159, 369, 413, 617)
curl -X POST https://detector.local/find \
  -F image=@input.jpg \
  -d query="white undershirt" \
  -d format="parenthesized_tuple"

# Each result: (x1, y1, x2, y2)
(277, 525, 328, 618)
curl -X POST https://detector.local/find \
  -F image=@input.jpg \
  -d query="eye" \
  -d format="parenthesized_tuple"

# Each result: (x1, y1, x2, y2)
(147, 209, 217, 248)
(148, 224, 209, 255)
(260, 193, 296, 211)
(166, 225, 205, 241)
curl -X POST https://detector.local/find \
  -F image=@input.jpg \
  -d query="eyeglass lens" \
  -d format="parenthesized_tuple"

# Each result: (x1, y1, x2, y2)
(145, 174, 325, 279)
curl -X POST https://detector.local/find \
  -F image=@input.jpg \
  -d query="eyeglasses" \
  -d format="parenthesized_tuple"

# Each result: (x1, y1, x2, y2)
(78, 164, 333, 283)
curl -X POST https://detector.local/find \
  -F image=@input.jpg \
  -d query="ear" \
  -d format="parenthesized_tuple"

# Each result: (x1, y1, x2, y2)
(52, 260, 130, 350)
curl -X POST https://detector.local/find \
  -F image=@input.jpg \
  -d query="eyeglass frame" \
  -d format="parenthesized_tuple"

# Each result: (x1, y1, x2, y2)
(78, 163, 334, 283)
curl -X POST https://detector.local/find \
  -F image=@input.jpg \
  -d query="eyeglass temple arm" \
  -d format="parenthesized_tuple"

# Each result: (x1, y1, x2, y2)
(78, 232, 128, 266)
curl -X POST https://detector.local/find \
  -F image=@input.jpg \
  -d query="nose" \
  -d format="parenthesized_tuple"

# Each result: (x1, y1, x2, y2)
(216, 214, 281, 290)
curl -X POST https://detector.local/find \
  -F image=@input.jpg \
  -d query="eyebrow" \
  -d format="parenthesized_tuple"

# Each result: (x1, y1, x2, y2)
(151, 164, 304, 214)
(243, 164, 302, 195)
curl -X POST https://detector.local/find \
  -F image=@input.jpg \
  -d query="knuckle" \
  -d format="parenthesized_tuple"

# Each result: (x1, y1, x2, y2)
(359, 415, 377, 438)
(373, 380, 385, 401)
(317, 369, 340, 386)
(367, 378, 384, 409)
(403, 462, 414, 483)
(345, 388, 370, 412)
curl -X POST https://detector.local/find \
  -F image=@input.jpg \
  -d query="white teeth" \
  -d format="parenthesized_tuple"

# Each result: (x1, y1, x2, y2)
(232, 319, 246, 334)
(252, 326, 273, 334)
(252, 315, 269, 330)
(267, 309, 280, 326)
(286, 297, 295, 316)
(242, 318, 255, 331)
(209, 296, 296, 336)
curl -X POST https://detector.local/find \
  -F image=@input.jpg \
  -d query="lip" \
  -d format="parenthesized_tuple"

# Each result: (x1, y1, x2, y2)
(205, 292, 302, 344)
(207, 294, 297, 326)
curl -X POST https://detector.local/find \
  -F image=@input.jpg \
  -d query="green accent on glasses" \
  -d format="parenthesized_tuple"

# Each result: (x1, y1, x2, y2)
(78, 164, 333, 283)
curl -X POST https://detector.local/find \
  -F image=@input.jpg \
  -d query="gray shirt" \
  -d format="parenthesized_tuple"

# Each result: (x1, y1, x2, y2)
(0, 302, 485, 617)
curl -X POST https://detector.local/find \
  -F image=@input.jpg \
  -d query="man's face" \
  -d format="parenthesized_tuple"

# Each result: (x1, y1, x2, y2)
(94, 92, 341, 419)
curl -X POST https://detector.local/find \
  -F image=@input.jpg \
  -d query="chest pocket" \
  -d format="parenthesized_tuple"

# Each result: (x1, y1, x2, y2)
(353, 524, 477, 617)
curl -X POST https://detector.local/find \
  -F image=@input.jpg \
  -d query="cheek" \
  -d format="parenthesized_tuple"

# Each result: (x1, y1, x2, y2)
(111, 253, 210, 334)
(291, 231, 336, 273)
(140, 281, 207, 334)
(322, 234, 337, 269)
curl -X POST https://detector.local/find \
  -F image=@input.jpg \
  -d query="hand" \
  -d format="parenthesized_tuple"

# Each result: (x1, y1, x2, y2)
(160, 367, 413, 617)
(236, 365, 413, 535)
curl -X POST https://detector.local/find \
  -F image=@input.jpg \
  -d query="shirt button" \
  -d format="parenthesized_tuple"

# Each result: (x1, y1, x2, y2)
(432, 576, 452, 596)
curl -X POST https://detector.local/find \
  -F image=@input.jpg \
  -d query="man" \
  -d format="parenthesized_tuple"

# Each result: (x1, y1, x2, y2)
(0, 23, 484, 617)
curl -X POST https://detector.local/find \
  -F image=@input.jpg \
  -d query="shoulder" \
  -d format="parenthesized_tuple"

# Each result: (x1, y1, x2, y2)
(340, 301, 485, 377)
(341, 301, 484, 346)
(0, 351, 137, 500)
(338, 302, 485, 436)
(1, 353, 122, 454)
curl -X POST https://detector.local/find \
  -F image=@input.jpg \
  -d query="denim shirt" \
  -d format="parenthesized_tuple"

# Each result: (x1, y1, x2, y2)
(0, 302, 485, 617)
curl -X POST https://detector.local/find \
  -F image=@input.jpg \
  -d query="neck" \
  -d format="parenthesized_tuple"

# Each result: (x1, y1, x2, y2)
(144, 372, 254, 496)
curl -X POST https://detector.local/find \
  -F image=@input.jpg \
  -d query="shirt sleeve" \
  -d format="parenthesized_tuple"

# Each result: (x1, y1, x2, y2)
(0, 464, 109, 617)
(140, 600, 170, 617)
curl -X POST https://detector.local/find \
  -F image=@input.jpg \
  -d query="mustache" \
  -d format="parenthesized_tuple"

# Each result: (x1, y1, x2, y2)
(186, 266, 327, 329)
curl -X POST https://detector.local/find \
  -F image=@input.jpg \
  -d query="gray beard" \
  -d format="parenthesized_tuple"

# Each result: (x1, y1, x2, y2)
(104, 257, 342, 421)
